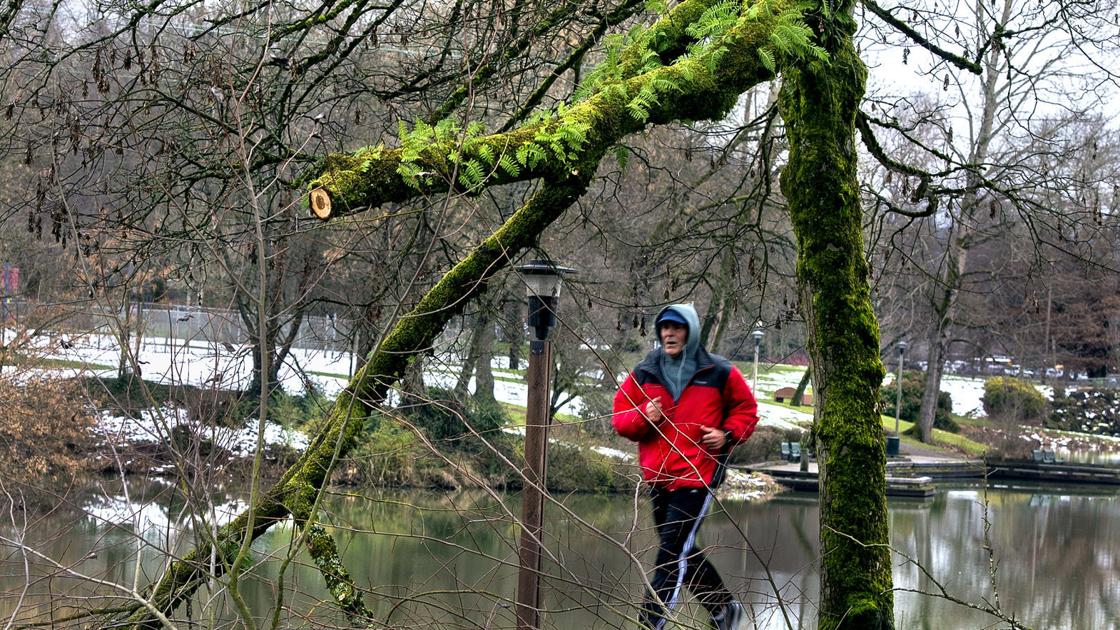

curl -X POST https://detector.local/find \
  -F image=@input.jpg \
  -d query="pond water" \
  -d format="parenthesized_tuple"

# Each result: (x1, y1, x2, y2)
(2, 479, 1118, 628)
(1055, 447, 1120, 466)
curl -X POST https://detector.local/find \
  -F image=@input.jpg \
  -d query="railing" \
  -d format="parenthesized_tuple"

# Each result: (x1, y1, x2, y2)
(3, 300, 359, 352)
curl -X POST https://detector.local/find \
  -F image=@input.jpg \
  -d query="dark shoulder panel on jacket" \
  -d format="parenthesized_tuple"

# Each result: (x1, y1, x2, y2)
(704, 351, 734, 390)
(631, 350, 662, 386)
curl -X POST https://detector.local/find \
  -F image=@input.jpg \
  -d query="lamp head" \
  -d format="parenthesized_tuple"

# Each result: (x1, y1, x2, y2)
(515, 259, 575, 341)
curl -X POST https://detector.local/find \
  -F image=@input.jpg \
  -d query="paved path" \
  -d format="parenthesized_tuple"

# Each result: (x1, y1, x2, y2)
(899, 440, 968, 460)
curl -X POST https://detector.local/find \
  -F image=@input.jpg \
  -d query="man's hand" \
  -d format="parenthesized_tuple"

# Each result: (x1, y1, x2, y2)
(643, 397, 665, 424)
(700, 426, 729, 450)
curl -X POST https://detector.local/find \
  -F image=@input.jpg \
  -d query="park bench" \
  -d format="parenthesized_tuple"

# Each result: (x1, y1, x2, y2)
(780, 441, 802, 463)
(1032, 449, 1059, 464)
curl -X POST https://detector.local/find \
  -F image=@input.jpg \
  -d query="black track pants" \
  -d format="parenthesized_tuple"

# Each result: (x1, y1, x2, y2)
(640, 486, 733, 629)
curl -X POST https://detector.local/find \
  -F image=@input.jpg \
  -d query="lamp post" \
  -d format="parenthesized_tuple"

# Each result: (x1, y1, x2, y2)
(884, 341, 907, 458)
(894, 341, 908, 435)
(751, 327, 764, 392)
(514, 259, 572, 630)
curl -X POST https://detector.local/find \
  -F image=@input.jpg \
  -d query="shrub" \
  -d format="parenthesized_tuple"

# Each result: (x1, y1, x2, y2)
(882, 371, 958, 433)
(267, 390, 331, 430)
(982, 377, 1048, 424)
(545, 443, 631, 493)
(345, 419, 426, 487)
(1048, 388, 1120, 436)
(0, 377, 96, 484)
(406, 386, 506, 445)
(333, 391, 518, 488)
(728, 426, 807, 466)
(340, 408, 518, 489)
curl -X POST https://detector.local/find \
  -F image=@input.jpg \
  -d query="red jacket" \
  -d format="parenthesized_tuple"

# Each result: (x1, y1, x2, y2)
(612, 348, 759, 490)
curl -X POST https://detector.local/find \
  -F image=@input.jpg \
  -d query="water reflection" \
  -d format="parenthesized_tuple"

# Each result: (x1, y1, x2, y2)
(1, 480, 1117, 628)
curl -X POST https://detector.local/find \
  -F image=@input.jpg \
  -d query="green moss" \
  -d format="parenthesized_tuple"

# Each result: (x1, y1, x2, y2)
(306, 0, 807, 216)
(306, 523, 371, 618)
(777, 2, 893, 628)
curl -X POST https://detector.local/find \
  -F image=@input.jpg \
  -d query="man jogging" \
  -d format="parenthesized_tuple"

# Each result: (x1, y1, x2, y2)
(612, 304, 759, 630)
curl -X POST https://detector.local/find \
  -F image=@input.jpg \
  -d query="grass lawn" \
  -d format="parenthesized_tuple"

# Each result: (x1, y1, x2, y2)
(881, 415, 988, 457)
(732, 361, 807, 377)
(500, 402, 582, 426)
(768, 401, 813, 414)
(760, 403, 986, 456)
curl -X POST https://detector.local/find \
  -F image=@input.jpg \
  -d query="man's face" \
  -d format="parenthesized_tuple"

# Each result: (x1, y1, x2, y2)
(659, 322, 688, 358)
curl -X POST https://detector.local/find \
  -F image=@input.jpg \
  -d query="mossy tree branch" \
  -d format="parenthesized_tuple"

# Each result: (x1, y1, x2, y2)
(121, 173, 591, 628)
(303, 523, 377, 624)
(304, 0, 825, 218)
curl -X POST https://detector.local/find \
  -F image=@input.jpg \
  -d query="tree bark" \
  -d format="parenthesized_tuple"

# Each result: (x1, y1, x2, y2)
(474, 312, 498, 406)
(792, 367, 810, 407)
(779, 3, 893, 627)
(454, 309, 492, 396)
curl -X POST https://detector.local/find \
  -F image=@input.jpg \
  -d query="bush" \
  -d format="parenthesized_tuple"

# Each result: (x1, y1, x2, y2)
(339, 407, 519, 489)
(345, 420, 426, 487)
(1048, 388, 1120, 436)
(982, 377, 1048, 424)
(331, 390, 518, 489)
(406, 387, 507, 445)
(0, 377, 97, 484)
(545, 443, 631, 493)
(881, 371, 958, 433)
(728, 426, 807, 466)
(266, 390, 331, 430)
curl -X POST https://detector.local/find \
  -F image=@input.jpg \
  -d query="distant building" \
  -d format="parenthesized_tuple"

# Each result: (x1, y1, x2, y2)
(774, 387, 813, 405)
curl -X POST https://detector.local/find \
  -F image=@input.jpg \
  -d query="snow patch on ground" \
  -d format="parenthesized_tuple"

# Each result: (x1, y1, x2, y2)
(95, 406, 310, 454)
(718, 469, 779, 502)
(756, 402, 811, 430)
(591, 446, 633, 460)
(38, 331, 1072, 433)
(938, 376, 988, 417)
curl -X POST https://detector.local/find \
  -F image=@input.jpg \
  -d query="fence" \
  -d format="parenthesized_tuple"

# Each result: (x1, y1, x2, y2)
(7, 300, 358, 353)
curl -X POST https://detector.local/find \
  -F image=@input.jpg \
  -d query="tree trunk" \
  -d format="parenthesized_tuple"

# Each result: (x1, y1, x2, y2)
(247, 327, 282, 397)
(917, 285, 955, 442)
(779, 4, 893, 627)
(402, 353, 426, 399)
(916, 0, 1007, 442)
(133, 298, 143, 366)
(474, 314, 498, 406)
(117, 293, 132, 382)
(792, 367, 810, 407)
(700, 250, 735, 351)
(455, 310, 491, 396)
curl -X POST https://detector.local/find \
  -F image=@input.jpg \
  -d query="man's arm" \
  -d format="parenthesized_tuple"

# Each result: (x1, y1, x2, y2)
(721, 366, 759, 444)
(612, 374, 659, 441)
